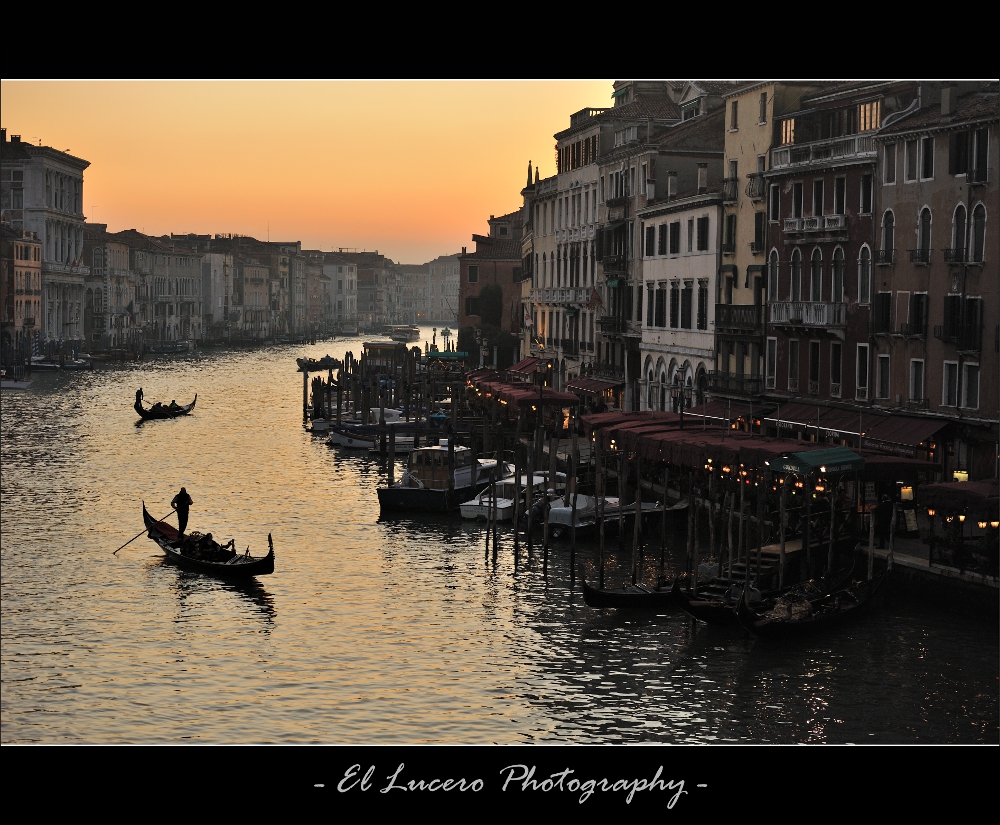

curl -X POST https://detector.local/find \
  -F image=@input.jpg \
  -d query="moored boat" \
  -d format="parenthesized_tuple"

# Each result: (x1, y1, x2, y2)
(459, 473, 553, 521)
(142, 503, 274, 577)
(581, 573, 676, 610)
(297, 354, 343, 372)
(377, 440, 510, 512)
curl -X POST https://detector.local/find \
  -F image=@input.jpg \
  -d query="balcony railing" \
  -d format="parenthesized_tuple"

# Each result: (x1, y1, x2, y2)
(802, 217, 822, 232)
(745, 173, 765, 200)
(722, 178, 739, 201)
(715, 304, 761, 330)
(23, 316, 35, 326)
(898, 322, 926, 337)
(771, 134, 876, 169)
(707, 371, 762, 397)
(874, 249, 894, 266)
(597, 316, 627, 334)
(824, 214, 846, 230)
(530, 287, 591, 305)
(909, 248, 931, 265)
(784, 218, 802, 232)
(856, 386, 868, 401)
(788, 377, 799, 391)
(722, 242, 735, 255)
(769, 301, 846, 327)
(602, 255, 628, 274)
(559, 338, 579, 355)
(943, 248, 965, 264)
(749, 241, 765, 255)
(830, 381, 841, 397)
(808, 380, 819, 395)
(907, 398, 929, 410)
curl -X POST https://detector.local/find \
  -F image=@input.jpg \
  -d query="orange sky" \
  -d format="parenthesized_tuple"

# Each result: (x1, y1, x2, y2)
(1, 80, 613, 263)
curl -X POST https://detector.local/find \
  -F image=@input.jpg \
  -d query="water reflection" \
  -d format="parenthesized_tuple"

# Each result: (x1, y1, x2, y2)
(163, 562, 276, 632)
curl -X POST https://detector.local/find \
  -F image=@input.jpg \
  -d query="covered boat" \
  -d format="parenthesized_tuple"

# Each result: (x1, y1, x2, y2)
(459, 473, 555, 521)
(377, 440, 510, 512)
(135, 394, 197, 420)
(142, 503, 274, 577)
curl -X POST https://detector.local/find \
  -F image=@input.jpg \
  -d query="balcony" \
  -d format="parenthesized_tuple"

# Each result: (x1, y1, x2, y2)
(605, 196, 628, 208)
(745, 173, 766, 200)
(788, 377, 799, 391)
(830, 381, 841, 397)
(856, 386, 868, 401)
(707, 371, 762, 397)
(943, 248, 965, 264)
(715, 304, 761, 330)
(967, 167, 989, 185)
(23, 317, 35, 326)
(771, 134, 876, 170)
(784, 218, 802, 232)
(559, 338, 579, 355)
(909, 249, 930, 265)
(907, 398, 929, 410)
(824, 215, 846, 230)
(808, 380, 819, 395)
(802, 217, 822, 232)
(770, 301, 846, 329)
(529, 287, 591, 305)
(597, 316, 627, 334)
(602, 255, 628, 275)
(749, 241, 765, 255)
(898, 322, 926, 338)
(874, 249, 894, 266)
(722, 178, 739, 202)
(722, 242, 735, 255)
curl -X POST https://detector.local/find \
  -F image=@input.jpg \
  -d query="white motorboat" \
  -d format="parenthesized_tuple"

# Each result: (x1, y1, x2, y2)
(460, 472, 555, 521)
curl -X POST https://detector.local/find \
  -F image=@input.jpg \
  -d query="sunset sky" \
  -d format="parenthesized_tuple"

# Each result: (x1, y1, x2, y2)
(2, 80, 614, 263)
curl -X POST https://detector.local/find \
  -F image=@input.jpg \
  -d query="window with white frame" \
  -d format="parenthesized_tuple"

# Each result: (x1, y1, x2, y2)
(942, 361, 958, 406)
(768, 250, 779, 298)
(876, 354, 890, 399)
(834, 177, 846, 215)
(921, 136, 935, 180)
(730, 100, 739, 130)
(769, 184, 780, 221)
(963, 363, 979, 409)
(759, 91, 768, 124)
(910, 359, 924, 401)
(810, 249, 823, 301)
(831, 342, 842, 396)
(832, 247, 844, 301)
(790, 249, 802, 301)
(766, 337, 777, 388)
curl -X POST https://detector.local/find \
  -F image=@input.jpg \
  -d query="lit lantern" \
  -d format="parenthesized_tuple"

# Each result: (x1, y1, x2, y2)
(927, 508, 935, 516)
(978, 520, 987, 530)
(958, 514, 966, 522)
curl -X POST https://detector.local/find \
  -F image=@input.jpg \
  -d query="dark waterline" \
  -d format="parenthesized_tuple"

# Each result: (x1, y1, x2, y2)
(1, 334, 996, 744)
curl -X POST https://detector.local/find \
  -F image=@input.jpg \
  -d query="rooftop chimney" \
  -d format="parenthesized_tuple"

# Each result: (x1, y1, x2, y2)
(697, 163, 708, 193)
(941, 84, 957, 118)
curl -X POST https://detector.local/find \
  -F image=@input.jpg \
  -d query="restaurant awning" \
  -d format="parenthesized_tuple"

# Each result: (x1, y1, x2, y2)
(861, 415, 948, 458)
(774, 446, 864, 475)
(916, 479, 999, 516)
(763, 402, 882, 437)
(507, 356, 540, 376)
(566, 376, 625, 395)
(686, 399, 777, 423)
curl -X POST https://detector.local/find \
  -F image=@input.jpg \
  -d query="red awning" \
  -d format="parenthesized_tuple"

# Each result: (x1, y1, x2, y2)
(565, 376, 625, 394)
(916, 479, 999, 516)
(861, 415, 948, 457)
(685, 399, 776, 422)
(507, 357, 540, 375)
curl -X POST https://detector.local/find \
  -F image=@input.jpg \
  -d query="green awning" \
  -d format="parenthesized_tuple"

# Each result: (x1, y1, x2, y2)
(775, 446, 864, 475)
(605, 279, 620, 288)
(611, 87, 629, 98)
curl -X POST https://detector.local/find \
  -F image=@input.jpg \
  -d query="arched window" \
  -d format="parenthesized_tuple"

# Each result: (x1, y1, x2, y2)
(647, 369, 655, 410)
(953, 204, 967, 260)
(919, 207, 932, 253)
(659, 371, 667, 411)
(790, 249, 802, 301)
(858, 246, 871, 304)
(882, 210, 894, 258)
(832, 247, 845, 302)
(971, 204, 986, 262)
(810, 248, 823, 301)
(767, 249, 779, 298)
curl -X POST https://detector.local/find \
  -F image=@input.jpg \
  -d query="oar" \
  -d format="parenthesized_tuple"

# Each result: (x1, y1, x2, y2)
(114, 509, 175, 554)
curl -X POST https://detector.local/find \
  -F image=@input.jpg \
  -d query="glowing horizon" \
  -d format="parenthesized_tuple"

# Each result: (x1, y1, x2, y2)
(1, 80, 613, 262)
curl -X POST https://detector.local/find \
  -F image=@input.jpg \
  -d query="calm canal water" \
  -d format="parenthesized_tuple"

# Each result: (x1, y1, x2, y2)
(2, 329, 996, 745)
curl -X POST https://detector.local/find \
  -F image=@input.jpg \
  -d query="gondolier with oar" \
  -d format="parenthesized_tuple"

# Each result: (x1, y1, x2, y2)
(171, 487, 193, 538)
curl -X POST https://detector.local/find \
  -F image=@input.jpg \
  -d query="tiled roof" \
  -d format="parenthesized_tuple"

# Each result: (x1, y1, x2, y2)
(599, 97, 681, 121)
(654, 108, 726, 151)
(687, 80, 749, 96)
(464, 235, 521, 260)
(878, 83, 1000, 135)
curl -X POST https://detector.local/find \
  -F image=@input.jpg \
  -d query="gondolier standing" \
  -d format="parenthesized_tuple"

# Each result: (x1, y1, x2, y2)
(171, 487, 193, 538)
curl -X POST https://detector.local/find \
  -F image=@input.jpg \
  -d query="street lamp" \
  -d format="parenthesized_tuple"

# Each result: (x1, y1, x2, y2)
(671, 374, 692, 429)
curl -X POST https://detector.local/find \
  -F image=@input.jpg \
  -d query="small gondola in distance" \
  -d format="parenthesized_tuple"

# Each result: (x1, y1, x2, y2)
(141, 503, 275, 577)
(134, 394, 197, 420)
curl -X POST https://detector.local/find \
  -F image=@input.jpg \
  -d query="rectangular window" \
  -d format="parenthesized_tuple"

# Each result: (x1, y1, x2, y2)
(942, 361, 958, 406)
(831, 342, 842, 395)
(465, 296, 480, 316)
(859, 100, 881, 132)
(468, 265, 479, 283)
(949, 131, 970, 175)
(697, 281, 708, 330)
(963, 364, 979, 409)
(724, 214, 736, 250)
(687, 219, 694, 252)
(860, 173, 873, 213)
(766, 337, 777, 388)
(759, 91, 767, 124)
(813, 180, 824, 216)
(696, 216, 709, 251)
(781, 119, 794, 145)
(655, 285, 667, 327)
(669, 222, 680, 254)
(910, 360, 924, 401)
(730, 100, 739, 130)
(669, 283, 679, 328)
(909, 293, 928, 335)
(874, 292, 892, 333)
(646, 286, 655, 327)
(905, 139, 918, 181)
(942, 294, 961, 338)
(809, 341, 820, 388)
(857, 344, 869, 397)
(792, 182, 803, 218)
(645, 224, 655, 256)
(921, 136, 935, 179)
(972, 127, 989, 177)
(769, 184, 780, 221)
(641, 162, 647, 194)
(834, 177, 846, 215)
(788, 340, 799, 390)
(657, 224, 668, 255)
(754, 211, 766, 247)
(884, 144, 896, 184)
(876, 354, 890, 399)
(681, 282, 693, 329)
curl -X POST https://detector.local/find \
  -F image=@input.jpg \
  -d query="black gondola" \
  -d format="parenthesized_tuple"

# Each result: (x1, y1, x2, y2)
(297, 355, 342, 372)
(135, 395, 197, 420)
(735, 554, 889, 639)
(581, 572, 675, 610)
(142, 503, 275, 577)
